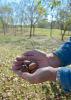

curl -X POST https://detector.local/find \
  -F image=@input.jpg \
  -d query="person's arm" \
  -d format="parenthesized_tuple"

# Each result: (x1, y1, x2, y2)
(13, 63, 71, 93)
(53, 37, 71, 66)
(12, 38, 71, 74)
(44, 37, 71, 68)
(57, 67, 71, 92)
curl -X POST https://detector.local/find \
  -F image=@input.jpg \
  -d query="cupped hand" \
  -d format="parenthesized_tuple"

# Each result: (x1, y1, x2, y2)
(12, 49, 50, 71)
(12, 49, 60, 83)
(12, 66, 58, 84)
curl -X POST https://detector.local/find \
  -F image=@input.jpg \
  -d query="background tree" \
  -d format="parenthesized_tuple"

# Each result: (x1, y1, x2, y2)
(0, 5, 12, 35)
(57, 1, 71, 40)
(48, 0, 61, 37)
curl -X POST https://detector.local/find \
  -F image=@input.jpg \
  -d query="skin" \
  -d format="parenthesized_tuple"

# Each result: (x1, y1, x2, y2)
(12, 49, 61, 84)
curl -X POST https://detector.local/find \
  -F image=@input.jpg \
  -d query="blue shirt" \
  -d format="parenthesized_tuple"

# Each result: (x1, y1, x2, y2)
(54, 37, 71, 92)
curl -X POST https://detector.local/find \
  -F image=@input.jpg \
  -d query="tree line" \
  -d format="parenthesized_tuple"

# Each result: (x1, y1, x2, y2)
(0, 0, 71, 40)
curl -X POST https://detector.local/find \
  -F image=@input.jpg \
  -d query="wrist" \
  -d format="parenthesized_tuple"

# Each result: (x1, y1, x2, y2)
(46, 53, 61, 68)
(56, 67, 61, 81)
(47, 67, 58, 81)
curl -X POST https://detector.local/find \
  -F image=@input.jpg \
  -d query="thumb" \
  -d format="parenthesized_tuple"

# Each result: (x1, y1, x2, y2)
(22, 72, 39, 84)
(21, 72, 35, 83)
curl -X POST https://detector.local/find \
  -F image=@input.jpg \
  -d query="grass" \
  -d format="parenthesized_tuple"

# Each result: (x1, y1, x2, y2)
(0, 28, 71, 100)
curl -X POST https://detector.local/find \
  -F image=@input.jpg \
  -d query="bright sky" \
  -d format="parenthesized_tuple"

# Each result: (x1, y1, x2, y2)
(0, 0, 68, 22)
(1, 0, 67, 4)
(7, 0, 21, 3)
(0, 0, 21, 4)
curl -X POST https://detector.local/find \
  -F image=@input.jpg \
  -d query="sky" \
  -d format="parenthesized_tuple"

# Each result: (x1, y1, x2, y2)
(1, 0, 68, 4)
(7, 0, 21, 3)
(0, 0, 68, 22)
(0, 0, 21, 5)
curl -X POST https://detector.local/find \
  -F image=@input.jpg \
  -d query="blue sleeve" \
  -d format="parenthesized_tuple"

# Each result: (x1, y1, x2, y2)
(54, 37, 71, 66)
(57, 67, 71, 92)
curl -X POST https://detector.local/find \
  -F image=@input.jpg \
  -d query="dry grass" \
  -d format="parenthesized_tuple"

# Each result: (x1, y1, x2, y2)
(0, 29, 71, 100)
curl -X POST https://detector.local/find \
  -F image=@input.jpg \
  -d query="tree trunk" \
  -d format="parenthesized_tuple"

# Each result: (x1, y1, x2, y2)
(30, 22, 33, 38)
(1, 18, 6, 35)
(50, 21, 53, 37)
(32, 24, 35, 36)
(61, 30, 66, 41)
(61, 29, 63, 36)
(20, 24, 23, 34)
(3, 23, 6, 35)
(14, 25, 16, 36)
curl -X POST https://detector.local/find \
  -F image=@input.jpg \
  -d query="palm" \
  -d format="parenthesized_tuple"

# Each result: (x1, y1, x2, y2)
(24, 50, 49, 68)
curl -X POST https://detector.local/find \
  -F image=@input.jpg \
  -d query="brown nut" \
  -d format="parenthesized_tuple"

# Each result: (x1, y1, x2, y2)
(29, 63, 37, 71)
(19, 60, 38, 73)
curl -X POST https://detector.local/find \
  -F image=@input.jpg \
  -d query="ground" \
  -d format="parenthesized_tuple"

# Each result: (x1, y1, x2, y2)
(0, 28, 71, 100)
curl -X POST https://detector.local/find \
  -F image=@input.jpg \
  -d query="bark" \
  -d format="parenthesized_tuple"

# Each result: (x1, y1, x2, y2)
(32, 24, 35, 36)
(30, 21, 33, 38)
(50, 21, 53, 37)
(61, 30, 66, 41)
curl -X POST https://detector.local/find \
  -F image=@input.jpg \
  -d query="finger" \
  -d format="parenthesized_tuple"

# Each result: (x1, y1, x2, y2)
(12, 65, 22, 71)
(22, 72, 31, 79)
(24, 49, 45, 56)
(22, 70, 39, 84)
(22, 54, 36, 61)
(13, 60, 24, 66)
(13, 70, 38, 84)
(14, 70, 23, 77)
(15, 71, 33, 83)
(21, 72, 34, 83)
(23, 50, 35, 57)
(16, 56, 27, 61)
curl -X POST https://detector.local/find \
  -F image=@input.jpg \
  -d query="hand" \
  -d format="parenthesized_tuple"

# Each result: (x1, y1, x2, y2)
(12, 49, 49, 71)
(13, 67, 58, 84)
(12, 49, 60, 83)
(23, 49, 61, 68)
(23, 49, 50, 68)
(12, 49, 61, 72)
